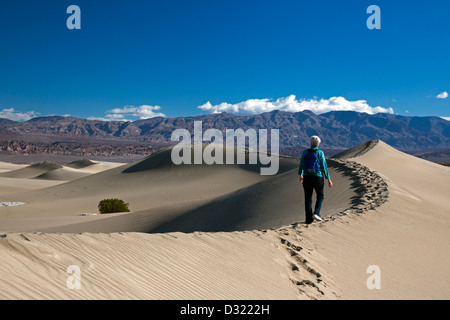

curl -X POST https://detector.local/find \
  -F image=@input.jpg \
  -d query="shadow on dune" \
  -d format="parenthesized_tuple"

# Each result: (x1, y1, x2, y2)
(147, 163, 355, 233)
(149, 169, 303, 233)
(122, 145, 298, 175)
(0, 161, 62, 179)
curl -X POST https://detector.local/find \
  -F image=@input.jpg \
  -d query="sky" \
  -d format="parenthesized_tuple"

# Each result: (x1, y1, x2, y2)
(0, 0, 449, 122)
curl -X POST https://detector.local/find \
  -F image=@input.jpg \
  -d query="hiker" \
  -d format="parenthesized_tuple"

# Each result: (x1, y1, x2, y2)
(298, 136, 333, 224)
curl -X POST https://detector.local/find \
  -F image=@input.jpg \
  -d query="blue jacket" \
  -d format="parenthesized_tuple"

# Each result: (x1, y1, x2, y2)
(298, 147, 330, 179)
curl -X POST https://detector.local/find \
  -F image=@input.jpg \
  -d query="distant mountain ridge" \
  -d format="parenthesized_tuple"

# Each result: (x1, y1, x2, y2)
(1, 111, 449, 150)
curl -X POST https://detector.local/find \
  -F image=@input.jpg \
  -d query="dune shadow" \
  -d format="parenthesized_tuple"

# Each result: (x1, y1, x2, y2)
(148, 169, 303, 233)
(327, 160, 364, 208)
(147, 165, 356, 234)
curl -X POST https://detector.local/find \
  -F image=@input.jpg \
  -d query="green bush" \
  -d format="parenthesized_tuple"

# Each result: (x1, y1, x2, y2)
(98, 198, 130, 214)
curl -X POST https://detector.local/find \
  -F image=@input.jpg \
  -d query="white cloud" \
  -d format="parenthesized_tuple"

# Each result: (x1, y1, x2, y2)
(441, 117, 450, 121)
(87, 116, 111, 121)
(90, 105, 166, 121)
(198, 95, 395, 116)
(436, 91, 448, 99)
(106, 105, 166, 120)
(0, 108, 39, 121)
(87, 115, 131, 122)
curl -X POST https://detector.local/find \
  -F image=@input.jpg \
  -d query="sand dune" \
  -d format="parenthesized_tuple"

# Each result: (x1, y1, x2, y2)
(0, 161, 27, 173)
(0, 162, 63, 196)
(0, 147, 274, 221)
(34, 167, 93, 181)
(27, 164, 354, 234)
(0, 177, 62, 196)
(150, 164, 354, 233)
(66, 160, 124, 174)
(0, 146, 355, 233)
(0, 161, 62, 179)
(304, 140, 450, 299)
(0, 159, 124, 182)
(65, 159, 97, 169)
(0, 231, 325, 300)
(0, 140, 448, 300)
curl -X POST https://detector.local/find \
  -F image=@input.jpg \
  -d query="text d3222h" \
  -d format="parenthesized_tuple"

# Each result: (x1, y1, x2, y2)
(180, 304, 270, 317)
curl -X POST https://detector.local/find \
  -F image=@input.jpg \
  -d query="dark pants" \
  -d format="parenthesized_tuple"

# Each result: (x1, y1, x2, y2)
(303, 175, 325, 223)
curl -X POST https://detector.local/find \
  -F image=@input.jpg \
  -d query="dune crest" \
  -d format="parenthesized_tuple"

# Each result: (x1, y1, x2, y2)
(331, 140, 379, 159)
(65, 159, 98, 169)
(34, 167, 93, 181)
(0, 161, 62, 179)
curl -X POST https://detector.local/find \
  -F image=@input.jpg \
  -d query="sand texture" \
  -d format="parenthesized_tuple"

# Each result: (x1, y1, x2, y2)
(0, 141, 448, 300)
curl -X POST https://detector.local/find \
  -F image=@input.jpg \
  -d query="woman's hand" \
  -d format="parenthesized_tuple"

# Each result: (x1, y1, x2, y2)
(328, 179, 333, 188)
(299, 175, 304, 184)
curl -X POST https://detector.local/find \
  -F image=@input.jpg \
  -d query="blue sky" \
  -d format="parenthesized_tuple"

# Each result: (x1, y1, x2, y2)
(0, 0, 449, 121)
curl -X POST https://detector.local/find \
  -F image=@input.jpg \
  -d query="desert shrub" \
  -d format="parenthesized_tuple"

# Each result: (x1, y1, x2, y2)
(98, 198, 130, 214)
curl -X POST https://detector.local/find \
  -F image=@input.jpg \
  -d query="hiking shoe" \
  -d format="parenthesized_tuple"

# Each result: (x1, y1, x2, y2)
(313, 214, 323, 221)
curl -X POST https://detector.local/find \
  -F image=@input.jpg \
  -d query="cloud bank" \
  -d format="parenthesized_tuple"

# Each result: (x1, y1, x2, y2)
(436, 91, 448, 99)
(91, 105, 166, 121)
(198, 95, 395, 116)
(0, 108, 39, 121)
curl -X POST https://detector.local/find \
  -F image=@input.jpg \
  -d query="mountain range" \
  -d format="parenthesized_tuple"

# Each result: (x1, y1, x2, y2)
(1, 110, 449, 151)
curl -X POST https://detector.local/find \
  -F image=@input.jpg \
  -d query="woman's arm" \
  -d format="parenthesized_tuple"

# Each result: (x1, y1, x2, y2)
(298, 151, 305, 176)
(320, 151, 333, 188)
